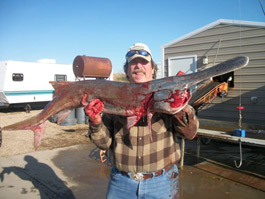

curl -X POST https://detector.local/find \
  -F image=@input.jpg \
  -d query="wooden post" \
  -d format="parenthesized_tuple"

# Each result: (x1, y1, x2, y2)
(180, 138, 185, 169)
(197, 136, 201, 162)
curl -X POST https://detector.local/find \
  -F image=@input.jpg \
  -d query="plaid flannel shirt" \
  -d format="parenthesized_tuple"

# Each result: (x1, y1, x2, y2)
(89, 104, 198, 173)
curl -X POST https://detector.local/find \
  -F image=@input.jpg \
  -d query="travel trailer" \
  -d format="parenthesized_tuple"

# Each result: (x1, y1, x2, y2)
(0, 59, 76, 108)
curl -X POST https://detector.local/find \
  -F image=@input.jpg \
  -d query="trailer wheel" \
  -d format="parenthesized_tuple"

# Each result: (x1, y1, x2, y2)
(0, 127, 2, 147)
(25, 104, 31, 113)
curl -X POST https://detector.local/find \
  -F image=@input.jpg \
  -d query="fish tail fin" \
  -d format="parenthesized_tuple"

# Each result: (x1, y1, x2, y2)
(33, 121, 48, 150)
(2, 117, 37, 131)
(2, 117, 47, 150)
(49, 81, 75, 98)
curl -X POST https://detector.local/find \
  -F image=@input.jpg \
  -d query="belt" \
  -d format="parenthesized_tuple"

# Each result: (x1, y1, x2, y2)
(120, 164, 174, 181)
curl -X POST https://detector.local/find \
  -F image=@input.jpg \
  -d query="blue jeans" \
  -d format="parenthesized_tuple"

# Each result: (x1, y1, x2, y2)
(106, 164, 179, 199)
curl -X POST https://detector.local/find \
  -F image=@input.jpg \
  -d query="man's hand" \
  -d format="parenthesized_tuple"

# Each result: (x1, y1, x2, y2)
(173, 104, 199, 140)
(174, 105, 194, 125)
(82, 94, 104, 126)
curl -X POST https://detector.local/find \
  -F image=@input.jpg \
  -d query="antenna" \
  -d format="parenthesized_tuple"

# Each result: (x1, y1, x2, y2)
(259, 0, 265, 15)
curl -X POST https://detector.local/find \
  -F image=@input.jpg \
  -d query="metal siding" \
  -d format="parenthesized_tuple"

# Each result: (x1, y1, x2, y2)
(169, 28, 265, 48)
(234, 82, 265, 88)
(164, 23, 265, 127)
(205, 96, 265, 106)
(234, 74, 265, 82)
(198, 110, 264, 125)
(227, 89, 265, 97)
(201, 103, 265, 112)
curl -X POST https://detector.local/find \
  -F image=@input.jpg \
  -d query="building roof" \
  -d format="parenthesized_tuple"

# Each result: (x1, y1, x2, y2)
(161, 19, 265, 49)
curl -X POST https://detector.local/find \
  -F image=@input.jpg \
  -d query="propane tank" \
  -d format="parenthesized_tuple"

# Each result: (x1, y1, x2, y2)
(73, 55, 112, 78)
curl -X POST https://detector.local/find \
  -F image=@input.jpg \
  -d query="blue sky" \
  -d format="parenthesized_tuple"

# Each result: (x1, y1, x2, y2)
(0, 0, 264, 73)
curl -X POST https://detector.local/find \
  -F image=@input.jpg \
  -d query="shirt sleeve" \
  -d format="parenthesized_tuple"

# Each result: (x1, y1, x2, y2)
(172, 104, 199, 140)
(88, 113, 113, 150)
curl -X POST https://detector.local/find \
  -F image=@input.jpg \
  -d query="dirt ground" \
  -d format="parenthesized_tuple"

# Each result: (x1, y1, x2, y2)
(0, 110, 91, 157)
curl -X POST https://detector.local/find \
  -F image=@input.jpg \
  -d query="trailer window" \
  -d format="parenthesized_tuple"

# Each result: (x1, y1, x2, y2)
(12, 73, 24, 81)
(55, 74, 67, 81)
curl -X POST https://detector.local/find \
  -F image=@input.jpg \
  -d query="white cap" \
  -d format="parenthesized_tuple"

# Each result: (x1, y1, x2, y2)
(126, 43, 152, 63)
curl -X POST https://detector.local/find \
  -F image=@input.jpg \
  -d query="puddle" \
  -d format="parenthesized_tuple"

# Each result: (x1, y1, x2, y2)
(52, 142, 265, 198)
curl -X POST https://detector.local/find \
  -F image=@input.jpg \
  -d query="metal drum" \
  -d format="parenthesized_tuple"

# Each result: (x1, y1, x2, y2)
(73, 56, 112, 78)
(60, 109, 76, 126)
(76, 107, 86, 124)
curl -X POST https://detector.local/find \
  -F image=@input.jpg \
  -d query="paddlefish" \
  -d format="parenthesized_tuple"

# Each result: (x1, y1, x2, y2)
(1, 56, 249, 150)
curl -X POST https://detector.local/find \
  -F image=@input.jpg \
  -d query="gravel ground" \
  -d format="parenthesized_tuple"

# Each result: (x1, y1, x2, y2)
(0, 110, 91, 157)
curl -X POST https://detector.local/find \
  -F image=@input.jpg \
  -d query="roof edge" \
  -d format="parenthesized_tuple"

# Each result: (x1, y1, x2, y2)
(161, 19, 265, 49)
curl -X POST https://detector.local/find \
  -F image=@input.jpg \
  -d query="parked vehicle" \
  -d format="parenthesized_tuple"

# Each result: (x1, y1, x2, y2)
(0, 59, 75, 108)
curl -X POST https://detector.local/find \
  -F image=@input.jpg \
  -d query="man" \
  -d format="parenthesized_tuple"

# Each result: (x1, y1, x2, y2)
(83, 43, 199, 199)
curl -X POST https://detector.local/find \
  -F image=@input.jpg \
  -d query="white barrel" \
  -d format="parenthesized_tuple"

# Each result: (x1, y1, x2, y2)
(76, 107, 86, 124)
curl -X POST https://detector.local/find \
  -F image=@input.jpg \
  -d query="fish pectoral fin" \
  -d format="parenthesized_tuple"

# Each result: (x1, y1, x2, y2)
(127, 116, 140, 129)
(33, 121, 48, 150)
(54, 109, 73, 124)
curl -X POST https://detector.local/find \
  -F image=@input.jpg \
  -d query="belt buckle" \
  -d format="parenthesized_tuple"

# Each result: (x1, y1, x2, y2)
(130, 173, 144, 181)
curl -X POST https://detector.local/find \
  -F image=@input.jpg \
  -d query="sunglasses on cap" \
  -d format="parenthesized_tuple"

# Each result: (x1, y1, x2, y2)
(126, 50, 150, 57)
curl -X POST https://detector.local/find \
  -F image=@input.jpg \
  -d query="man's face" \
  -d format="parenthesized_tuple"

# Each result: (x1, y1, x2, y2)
(127, 58, 154, 83)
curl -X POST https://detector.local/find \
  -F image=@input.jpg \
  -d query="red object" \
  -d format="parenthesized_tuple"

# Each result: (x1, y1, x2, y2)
(82, 94, 104, 125)
(166, 89, 190, 108)
(237, 106, 244, 110)
(176, 71, 186, 76)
